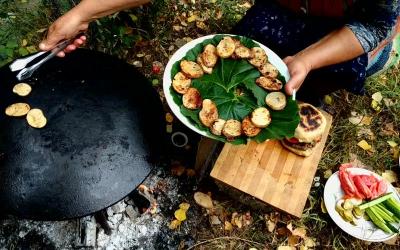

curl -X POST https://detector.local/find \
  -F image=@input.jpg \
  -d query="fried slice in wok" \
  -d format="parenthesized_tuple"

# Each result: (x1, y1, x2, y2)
(26, 108, 47, 128)
(13, 83, 32, 97)
(5, 103, 31, 117)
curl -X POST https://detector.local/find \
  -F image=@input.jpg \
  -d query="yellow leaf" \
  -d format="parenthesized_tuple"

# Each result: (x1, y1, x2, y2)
(196, 21, 208, 30)
(187, 14, 197, 23)
(288, 235, 300, 246)
(323, 95, 333, 105)
(304, 237, 316, 248)
(372, 92, 383, 103)
(169, 219, 181, 230)
(165, 112, 174, 123)
(321, 200, 327, 213)
(387, 141, 398, 148)
(361, 116, 372, 126)
(323, 169, 332, 179)
(179, 202, 190, 211)
(382, 170, 398, 183)
(174, 209, 187, 222)
(357, 140, 372, 151)
(21, 39, 28, 47)
(292, 227, 307, 238)
(194, 192, 214, 209)
(224, 221, 233, 231)
(349, 116, 363, 125)
(36, 28, 47, 33)
(277, 246, 295, 250)
(266, 219, 276, 232)
(371, 100, 382, 112)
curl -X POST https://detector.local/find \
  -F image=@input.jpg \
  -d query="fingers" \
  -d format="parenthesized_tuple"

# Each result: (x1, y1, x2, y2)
(283, 56, 294, 64)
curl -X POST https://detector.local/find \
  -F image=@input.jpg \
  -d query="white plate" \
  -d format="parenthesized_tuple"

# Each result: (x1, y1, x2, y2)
(163, 34, 290, 138)
(324, 167, 400, 242)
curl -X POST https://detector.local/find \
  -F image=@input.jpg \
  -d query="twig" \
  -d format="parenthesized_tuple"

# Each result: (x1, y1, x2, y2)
(187, 236, 264, 250)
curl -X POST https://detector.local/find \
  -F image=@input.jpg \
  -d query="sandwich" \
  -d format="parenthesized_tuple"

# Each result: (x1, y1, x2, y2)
(280, 103, 327, 157)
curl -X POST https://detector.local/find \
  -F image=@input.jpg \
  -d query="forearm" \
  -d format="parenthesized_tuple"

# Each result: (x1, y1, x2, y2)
(71, 0, 150, 22)
(294, 27, 364, 71)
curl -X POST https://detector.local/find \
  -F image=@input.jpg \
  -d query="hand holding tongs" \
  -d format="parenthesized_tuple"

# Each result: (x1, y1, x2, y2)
(10, 39, 72, 81)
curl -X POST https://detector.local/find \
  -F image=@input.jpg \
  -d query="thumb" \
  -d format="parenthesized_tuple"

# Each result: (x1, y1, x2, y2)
(39, 30, 65, 51)
(283, 56, 294, 64)
(284, 72, 303, 96)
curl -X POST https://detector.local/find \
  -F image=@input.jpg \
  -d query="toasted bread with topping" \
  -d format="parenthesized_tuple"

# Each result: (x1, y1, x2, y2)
(242, 116, 261, 137)
(256, 76, 283, 91)
(180, 60, 204, 78)
(251, 107, 271, 128)
(182, 88, 202, 109)
(217, 36, 236, 58)
(172, 72, 192, 94)
(199, 99, 219, 127)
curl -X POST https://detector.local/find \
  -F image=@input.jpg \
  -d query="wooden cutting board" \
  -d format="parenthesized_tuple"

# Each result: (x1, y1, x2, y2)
(210, 110, 332, 217)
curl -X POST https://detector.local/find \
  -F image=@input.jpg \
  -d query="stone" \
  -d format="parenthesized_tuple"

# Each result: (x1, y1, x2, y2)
(125, 205, 139, 221)
(111, 201, 126, 214)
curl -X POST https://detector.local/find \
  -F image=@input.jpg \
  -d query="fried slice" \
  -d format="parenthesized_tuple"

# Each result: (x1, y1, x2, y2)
(26, 108, 47, 128)
(199, 99, 218, 127)
(210, 119, 226, 136)
(265, 92, 287, 110)
(217, 36, 236, 58)
(201, 44, 218, 67)
(182, 87, 202, 109)
(256, 76, 283, 91)
(259, 63, 279, 78)
(251, 107, 271, 128)
(242, 116, 261, 137)
(13, 83, 32, 97)
(172, 72, 192, 94)
(248, 47, 267, 67)
(5, 103, 30, 117)
(222, 119, 242, 138)
(197, 55, 213, 74)
(180, 60, 204, 78)
(234, 45, 251, 59)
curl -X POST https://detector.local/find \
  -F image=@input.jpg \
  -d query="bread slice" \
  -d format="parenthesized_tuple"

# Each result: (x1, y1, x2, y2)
(182, 88, 202, 109)
(210, 119, 226, 136)
(256, 76, 283, 91)
(248, 47, 267, 67)
(242, 116, 261, 137)
(202, 44, 218, 67)
(251, 107, 271, 128)
(172, 72, 192, 94)
(259, 63, 279, 78)
(265, 92, 286, 110)
(180, 60, 204, 78)
(222, 119, 242, 138)
(199, 99, 218, 127)
(294, 103, 327, 143)
(217, 36, 236, 58)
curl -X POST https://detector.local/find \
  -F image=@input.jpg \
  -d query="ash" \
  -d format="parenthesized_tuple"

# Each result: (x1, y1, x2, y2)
(0, 168, 198, 249)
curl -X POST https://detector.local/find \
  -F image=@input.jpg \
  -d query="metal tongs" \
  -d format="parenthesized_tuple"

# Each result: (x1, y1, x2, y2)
(9, 39, 72, 81)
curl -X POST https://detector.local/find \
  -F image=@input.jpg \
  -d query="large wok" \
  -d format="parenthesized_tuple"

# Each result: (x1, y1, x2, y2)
(0, 49, 165, 220)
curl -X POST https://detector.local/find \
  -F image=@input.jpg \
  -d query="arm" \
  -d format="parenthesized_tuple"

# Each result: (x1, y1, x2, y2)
(39, 0, 150, 56)
(284, 27, 364, 95)
(284, 0, 399, 95)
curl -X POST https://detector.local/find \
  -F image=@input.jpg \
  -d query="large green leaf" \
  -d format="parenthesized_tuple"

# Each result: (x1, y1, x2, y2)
(169, 35, 300, 144)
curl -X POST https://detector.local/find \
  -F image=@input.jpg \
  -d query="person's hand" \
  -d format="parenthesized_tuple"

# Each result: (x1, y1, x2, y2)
(39, 10, 89, 57)
(283, 55, 312, 96)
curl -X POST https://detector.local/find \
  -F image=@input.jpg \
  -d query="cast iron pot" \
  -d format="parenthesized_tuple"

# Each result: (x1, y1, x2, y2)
(0, 49, 165, 220)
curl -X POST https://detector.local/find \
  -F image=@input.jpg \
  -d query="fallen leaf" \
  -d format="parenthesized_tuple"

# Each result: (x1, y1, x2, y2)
(323, 169, 332, 179)
(36, 28, 47, 33)
(288, 235, 300, 246)
(371, 100, 382, 112)
(286, 223, 293, 232)
(382, 123, 399, 136)
(179, 202, 190, 211)
(276, 227, 290, 236)
(387, 141, 398, 148)
(384, 235, 398, 245)
(321, 200, 327, 213)
(171, 165, 186, 176)
(357, 128, 375, 140)
(187, 14, 197, 22)
(292, 227, 307, 238)
(277, 246, 295, 250)
(224, 221, 233, 231)
(383, 98, 395, 107)
(169, 219, 181, 230)
(299, 246, 308, 250)
(323, 95, 333, 105)
(361, 116, 372, 126)
(210, 215, 221, 225)
(266, 219, 276, 232)
(232, 213, 243, 229)
(196, 21, 208, 30)
(357, 140, 372, 151)
(382, 170, 398, 183)
(175, 209, 187, 222)
(304, 237, 316, 248)
(392, 147, 399, 161)
(194, 192, 214, 209)
(349, 116, 362, 125)
(166, 124, 173, 133)
(21, 39, 28, 47)
(372, 92, 383, 103)
(165, 113, 174, 123)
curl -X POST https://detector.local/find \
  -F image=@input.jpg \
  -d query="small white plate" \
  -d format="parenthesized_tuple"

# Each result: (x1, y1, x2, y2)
(162, 34, 290, 138)
(324, 167, 400, 242)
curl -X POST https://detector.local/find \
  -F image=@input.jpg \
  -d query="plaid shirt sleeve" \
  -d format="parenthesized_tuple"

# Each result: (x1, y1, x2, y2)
(346, 0, 400, 52)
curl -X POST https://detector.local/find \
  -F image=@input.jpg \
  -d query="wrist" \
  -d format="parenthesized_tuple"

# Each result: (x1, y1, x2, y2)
(293, 53, 313, 73)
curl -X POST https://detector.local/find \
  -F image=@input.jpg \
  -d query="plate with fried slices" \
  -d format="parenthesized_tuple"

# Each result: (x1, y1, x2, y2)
(163, 34, 300, 144)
